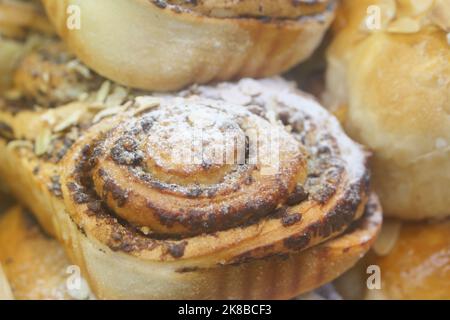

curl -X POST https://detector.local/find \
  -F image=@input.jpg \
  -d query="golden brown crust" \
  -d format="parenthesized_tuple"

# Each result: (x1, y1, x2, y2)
(41, 0, 335, 91)
(325, 0, 450, 220)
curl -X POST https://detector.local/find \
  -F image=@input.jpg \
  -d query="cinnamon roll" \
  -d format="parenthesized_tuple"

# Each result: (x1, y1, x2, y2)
(41, 0, 336, 91)
(0, 40, 381, 298)
(325, 0, 450, 220)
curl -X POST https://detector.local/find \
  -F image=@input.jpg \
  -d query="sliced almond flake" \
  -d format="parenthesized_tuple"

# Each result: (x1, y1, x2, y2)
(53, 109, 83, 132)
(447, 32, 450, 45)
(135, 96, 160, 108)
(67, 59, 91, 78)
(187, 110, 216, 128)
(430, 0, 450, 31)
(35, 126, 52, 156)
(105, 86, 128, 107)
(88, 102, 107, 110)
(133, 96, 160, 115)
(387, 17, 421, 33)
(373, 220, 402, 256)
(122, 100, 135, 111)
(7, 140, 33, 151)
(77, 92, 89, 102)
(95, 81, 111, 104)
(40, 111, 56, 126)
(92, 106, 123, 123)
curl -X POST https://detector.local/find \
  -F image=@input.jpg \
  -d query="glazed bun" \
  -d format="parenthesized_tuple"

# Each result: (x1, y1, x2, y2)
(372, 219, 450, 300)
(325, 0, 450, 220)
(41, 0, 336, 91)
(335, 218, 450, 300)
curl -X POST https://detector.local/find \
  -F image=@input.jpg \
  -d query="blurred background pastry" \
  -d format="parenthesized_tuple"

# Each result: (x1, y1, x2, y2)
(0, 205, 93, 300)
(335, 218, 450, 300)
(325, 0, 450, 220)
(325, 0, 450, 300)
(0, 0, 53, 92)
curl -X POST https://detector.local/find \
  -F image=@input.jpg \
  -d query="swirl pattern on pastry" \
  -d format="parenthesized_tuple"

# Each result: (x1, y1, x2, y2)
(60, 78, 370, 264)
(86, 98, 304, 236)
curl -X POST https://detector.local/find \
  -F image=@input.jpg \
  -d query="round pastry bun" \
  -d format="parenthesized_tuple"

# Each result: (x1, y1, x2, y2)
(335, 218, 450, 300)
(325, 0, 450, 220)
(42, 0, 335, 91)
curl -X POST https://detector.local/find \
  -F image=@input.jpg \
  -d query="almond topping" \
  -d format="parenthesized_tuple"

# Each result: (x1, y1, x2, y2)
(373, 220, 402, 256)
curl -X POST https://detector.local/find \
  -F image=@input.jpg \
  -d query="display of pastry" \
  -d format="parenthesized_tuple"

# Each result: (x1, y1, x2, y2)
(0, 0, 447, 301)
